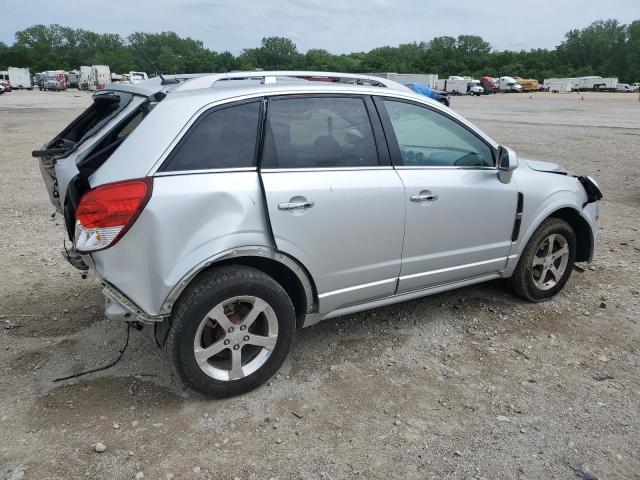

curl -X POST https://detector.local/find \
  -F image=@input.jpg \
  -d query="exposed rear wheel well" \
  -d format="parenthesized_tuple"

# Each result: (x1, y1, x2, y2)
(213, 256, 314, 329)
(156, 255, 315, 347)
(549, 208, 593, 262)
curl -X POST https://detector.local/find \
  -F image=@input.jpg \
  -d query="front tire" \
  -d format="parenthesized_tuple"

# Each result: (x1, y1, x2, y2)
(511, 218, 576, 302)
(165, 266, 295, 398)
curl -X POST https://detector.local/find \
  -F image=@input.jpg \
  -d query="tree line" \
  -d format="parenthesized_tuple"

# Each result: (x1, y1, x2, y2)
(1, 19, 638, 83)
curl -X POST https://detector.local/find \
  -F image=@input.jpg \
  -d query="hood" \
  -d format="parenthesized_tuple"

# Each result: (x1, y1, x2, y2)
(522, 158, 567, 174)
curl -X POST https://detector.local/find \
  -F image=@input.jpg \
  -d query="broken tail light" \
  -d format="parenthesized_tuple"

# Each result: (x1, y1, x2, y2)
(75, 177, 152, 253)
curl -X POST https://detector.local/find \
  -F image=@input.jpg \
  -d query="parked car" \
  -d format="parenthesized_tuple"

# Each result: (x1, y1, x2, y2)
(42, 78, 61, 91)
(0, 80, 11, 92)
(631, 83, 640, 92)
(616, 83, 632, 92)
(34, 71, 602, 398)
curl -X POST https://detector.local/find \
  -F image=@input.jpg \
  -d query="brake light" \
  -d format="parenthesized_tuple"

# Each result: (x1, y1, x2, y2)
(75, 177, 152, 253)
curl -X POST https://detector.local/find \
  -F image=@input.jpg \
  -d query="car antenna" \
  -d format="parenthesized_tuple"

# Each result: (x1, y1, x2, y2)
(138, 49, 178, 85)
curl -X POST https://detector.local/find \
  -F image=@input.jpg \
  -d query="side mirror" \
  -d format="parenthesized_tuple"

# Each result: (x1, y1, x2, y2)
(497, 146, 518, 183)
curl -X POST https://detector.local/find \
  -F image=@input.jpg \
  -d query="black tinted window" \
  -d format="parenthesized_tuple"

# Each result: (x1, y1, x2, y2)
(383, 100, 493, 167)
(262, 97, 379, 168)
(162, 101, 260, 171)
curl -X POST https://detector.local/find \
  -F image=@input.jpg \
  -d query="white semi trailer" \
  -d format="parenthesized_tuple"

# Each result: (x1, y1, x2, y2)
(370, 72, 439, 89)
(8, 67, 32, 89)
(543, 78, 578, 91)
(577, 76, 618, 91)
(546, 81, 573, 93)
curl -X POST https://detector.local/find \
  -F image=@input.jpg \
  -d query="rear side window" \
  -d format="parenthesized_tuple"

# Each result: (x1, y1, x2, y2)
(262, 96, 379, 168)
(161, 101, 261, 172)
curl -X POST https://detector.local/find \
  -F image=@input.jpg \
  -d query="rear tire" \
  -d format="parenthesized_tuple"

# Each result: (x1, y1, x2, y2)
(165, 265, 295, 398)
(511, 218, 576, 302)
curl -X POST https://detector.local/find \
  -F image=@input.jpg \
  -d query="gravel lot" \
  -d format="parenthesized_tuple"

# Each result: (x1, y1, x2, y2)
(1, 89, 639, 480)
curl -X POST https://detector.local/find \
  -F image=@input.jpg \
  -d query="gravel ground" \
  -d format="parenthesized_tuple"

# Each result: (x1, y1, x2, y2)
(0, 89, 639, 480)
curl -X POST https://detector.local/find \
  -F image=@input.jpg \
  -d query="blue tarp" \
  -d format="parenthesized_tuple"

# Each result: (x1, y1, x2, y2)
(407, 83, 439, 101)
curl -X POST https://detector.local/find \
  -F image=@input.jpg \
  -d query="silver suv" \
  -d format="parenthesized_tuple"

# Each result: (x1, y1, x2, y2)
(35, 71, 602, 397)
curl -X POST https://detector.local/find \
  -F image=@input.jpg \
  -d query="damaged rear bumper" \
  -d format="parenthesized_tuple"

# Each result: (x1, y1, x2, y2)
(101, 280, 167, 324)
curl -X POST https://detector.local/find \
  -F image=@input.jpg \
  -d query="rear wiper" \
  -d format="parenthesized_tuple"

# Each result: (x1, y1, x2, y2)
(32, 138, 77, 158)
(32, 147, 73, 158)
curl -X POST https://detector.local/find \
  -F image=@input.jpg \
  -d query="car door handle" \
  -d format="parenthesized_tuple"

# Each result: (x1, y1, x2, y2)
(410, 192, 438, 202)
(278, 201, 315, 211)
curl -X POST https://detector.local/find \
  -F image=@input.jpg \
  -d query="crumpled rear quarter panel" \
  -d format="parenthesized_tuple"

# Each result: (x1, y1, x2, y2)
(90, 172, 271, 315)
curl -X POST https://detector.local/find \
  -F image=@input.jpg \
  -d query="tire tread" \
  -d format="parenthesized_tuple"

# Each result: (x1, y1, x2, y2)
(165, 265, 295, 398)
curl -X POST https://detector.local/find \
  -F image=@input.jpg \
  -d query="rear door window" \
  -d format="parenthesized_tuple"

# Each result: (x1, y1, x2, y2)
(262, 96, 379, 168)
(161, 101, 261, 172)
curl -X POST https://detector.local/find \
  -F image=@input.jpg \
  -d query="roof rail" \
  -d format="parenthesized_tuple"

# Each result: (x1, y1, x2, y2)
(173, 71, 409, 92)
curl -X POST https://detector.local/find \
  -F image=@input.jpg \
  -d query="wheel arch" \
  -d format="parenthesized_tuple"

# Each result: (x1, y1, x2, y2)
(548, 207, 593, 262)
(516, 203, 594, 264)
(155, 247, 317, 347)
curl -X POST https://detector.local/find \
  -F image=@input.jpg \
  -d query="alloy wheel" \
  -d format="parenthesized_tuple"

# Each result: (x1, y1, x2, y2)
(531, 233, 570, 290)
(193, 295, 278, 381)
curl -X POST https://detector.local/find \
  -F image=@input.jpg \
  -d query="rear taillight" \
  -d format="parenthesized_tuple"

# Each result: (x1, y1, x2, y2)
(75, 177, 152, 253)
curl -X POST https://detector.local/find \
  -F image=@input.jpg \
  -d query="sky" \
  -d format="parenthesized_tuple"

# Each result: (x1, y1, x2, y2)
(3, 0, 639, 53)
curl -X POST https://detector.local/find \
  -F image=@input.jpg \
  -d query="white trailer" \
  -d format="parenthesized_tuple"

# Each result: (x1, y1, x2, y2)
(89, 65, 111, 90)
(577, 76, 618, 91)
(436, 78, 471, 95)
(498, 76, 523, 92)
(547, 81, 573, 93)
(543, 77, 578, 91)
(370, 72, 439, 88)
(79, 66, 92, 90)
(8, 67, 32, 89)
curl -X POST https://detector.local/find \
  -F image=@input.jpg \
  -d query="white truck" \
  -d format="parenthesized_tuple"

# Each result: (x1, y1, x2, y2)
(436, 77, 483, 95)
(78, 66, 92, 90)
(469, 79, 484, 96)
(498, 76, 523, 92)
(577, 76, 618, 91)
(8, 67, 32, 89)
(128, 71, 149, 84)
(91, 65, 111, 90)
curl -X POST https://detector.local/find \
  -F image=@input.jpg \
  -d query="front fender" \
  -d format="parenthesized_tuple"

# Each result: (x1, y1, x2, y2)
(504, 188, 596, 276)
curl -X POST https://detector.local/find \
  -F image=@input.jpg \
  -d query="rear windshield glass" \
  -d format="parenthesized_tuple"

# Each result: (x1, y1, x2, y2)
(77, 105, 148, 176)
(43, 91, 134, 156)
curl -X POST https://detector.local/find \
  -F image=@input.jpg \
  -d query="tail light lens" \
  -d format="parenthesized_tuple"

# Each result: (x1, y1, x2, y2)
(75, 177, 152, 253)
